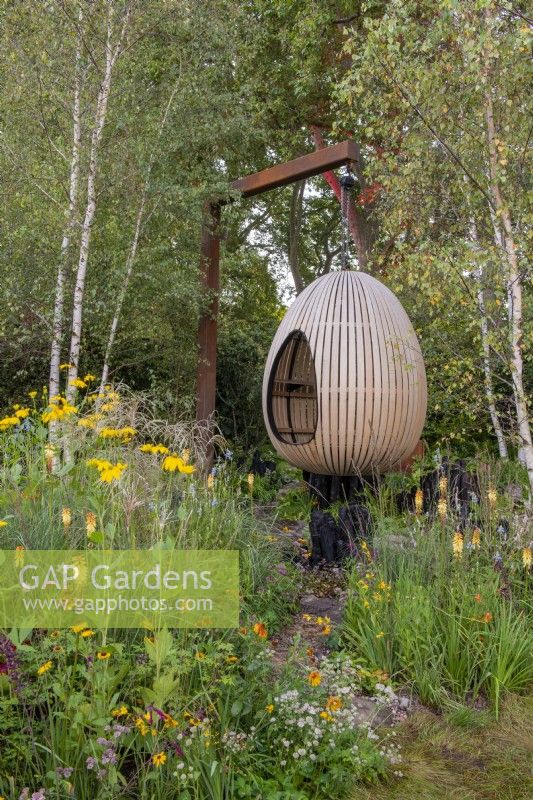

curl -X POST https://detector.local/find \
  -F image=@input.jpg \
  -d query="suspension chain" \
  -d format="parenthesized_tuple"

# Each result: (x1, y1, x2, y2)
(340, 171, 356, 271)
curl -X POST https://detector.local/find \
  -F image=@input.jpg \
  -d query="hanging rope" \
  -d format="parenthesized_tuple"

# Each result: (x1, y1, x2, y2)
(340, 171, 355, 271)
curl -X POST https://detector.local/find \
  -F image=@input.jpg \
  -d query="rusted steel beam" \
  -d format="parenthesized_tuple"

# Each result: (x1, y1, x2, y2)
(196, 200, 221, 427)
(231, 140, 359, 198)
(196, 141, 359, 462)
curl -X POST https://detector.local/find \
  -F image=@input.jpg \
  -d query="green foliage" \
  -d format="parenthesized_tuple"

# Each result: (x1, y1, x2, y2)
(343, 486, 533, 713)
(276, 486, 316, 521)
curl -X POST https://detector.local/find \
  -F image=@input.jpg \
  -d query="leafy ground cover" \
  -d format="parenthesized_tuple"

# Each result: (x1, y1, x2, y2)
(0, 386, 401, 799)
(0, 382, 531, 799)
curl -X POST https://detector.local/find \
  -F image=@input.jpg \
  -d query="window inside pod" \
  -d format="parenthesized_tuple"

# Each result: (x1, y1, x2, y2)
(267, 331, 318, 445)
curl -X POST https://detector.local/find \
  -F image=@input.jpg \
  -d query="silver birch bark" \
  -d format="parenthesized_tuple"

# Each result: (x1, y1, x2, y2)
(483, 8, 533, 492)
(469, 220, 508, 459)
(98, 192, 145, 392)
(48, 6, 83, 401)
(66, 1, 131, 402)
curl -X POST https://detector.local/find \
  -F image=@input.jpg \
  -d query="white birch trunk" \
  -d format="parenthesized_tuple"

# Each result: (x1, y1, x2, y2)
(48, 7, 83, 401)
(98, 192, 145, 392)
(483, 8, 533, 492)
(66, 1, 130, 402)
(470, 221, 508, 459)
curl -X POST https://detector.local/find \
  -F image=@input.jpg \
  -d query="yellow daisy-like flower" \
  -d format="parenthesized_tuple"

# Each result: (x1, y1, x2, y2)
(320, 711, 333, 722)
(162, 455, 183, 472)
(162, 454, 196, 475)
(308, 670, 321, 687)
(69, 378, 87, 389)
(60, 363, 73, 370)
(62, 507, 72, 528)
(78, 413, 104, 429)
(84, 373, 96, 382)
(325, 696, 342, 712)
(41, 396, 77, 424)
(112, 705, 128, 717)
(28, 390, 38, 399)
(179, 463, 196, 475)
(226, 655, 239, 664)
(265, 704, 274, 713)
(0, 520, 8, 528)
(87, 458, 127, 483)
(96, 650, 111, 660)
(37, 660, 53, 675)
(152, 751, 167, 767)
(81, 629, 94, 638)
(135, 717, 149, 736)
(99, 427, 137, 442)
(522, 547, 532, 570)
(0, 415, 21, 430)
(452, 531, 464, 558)
(139, 443, 170, 455)
(195, 651, 206, 660)
(253, 622, 268, 638)
(78, 419, 96, 430)
(14, 407, 30, 419)
(71, 624, 88, 634)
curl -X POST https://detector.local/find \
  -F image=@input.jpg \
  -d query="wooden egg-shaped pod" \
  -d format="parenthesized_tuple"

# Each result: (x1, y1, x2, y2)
(262, 271, 427, 475)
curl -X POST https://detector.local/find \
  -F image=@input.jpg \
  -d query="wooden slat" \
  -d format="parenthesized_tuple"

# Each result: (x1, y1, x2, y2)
(262, 270, 427, 476)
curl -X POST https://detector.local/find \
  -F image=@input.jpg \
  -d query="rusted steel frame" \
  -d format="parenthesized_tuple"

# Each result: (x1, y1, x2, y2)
(196, 140, 359, 431)
(230, 140, 359, 198)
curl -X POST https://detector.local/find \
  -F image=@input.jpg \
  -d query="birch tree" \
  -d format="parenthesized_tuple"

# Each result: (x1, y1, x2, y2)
(332, 0, 531, 470)
(483, 6, 533, 488)
(66, 0, 131, 403)
(470, 220, 508, 459)
(48, 6, 84, 402)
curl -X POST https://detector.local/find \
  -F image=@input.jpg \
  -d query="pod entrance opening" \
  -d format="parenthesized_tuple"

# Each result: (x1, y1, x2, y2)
(267, 331, 317, 444)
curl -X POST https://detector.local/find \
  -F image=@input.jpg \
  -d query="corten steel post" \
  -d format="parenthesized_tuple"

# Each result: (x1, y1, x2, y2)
(195, 141, 360, 433)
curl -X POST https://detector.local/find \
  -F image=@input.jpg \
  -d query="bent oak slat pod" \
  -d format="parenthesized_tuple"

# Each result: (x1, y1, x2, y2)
(262, 271, 427, 476)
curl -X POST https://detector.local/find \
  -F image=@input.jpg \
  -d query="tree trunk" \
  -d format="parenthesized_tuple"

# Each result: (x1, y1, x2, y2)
(99, 192, 145, 392)
(483, 8, 533, 492)
(469, 220, 508, 459)
(98, 79, 180, 392)
(288, 179, 305, 294)
(48, 7, 83, 401)
(66, 1, 130, 402)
